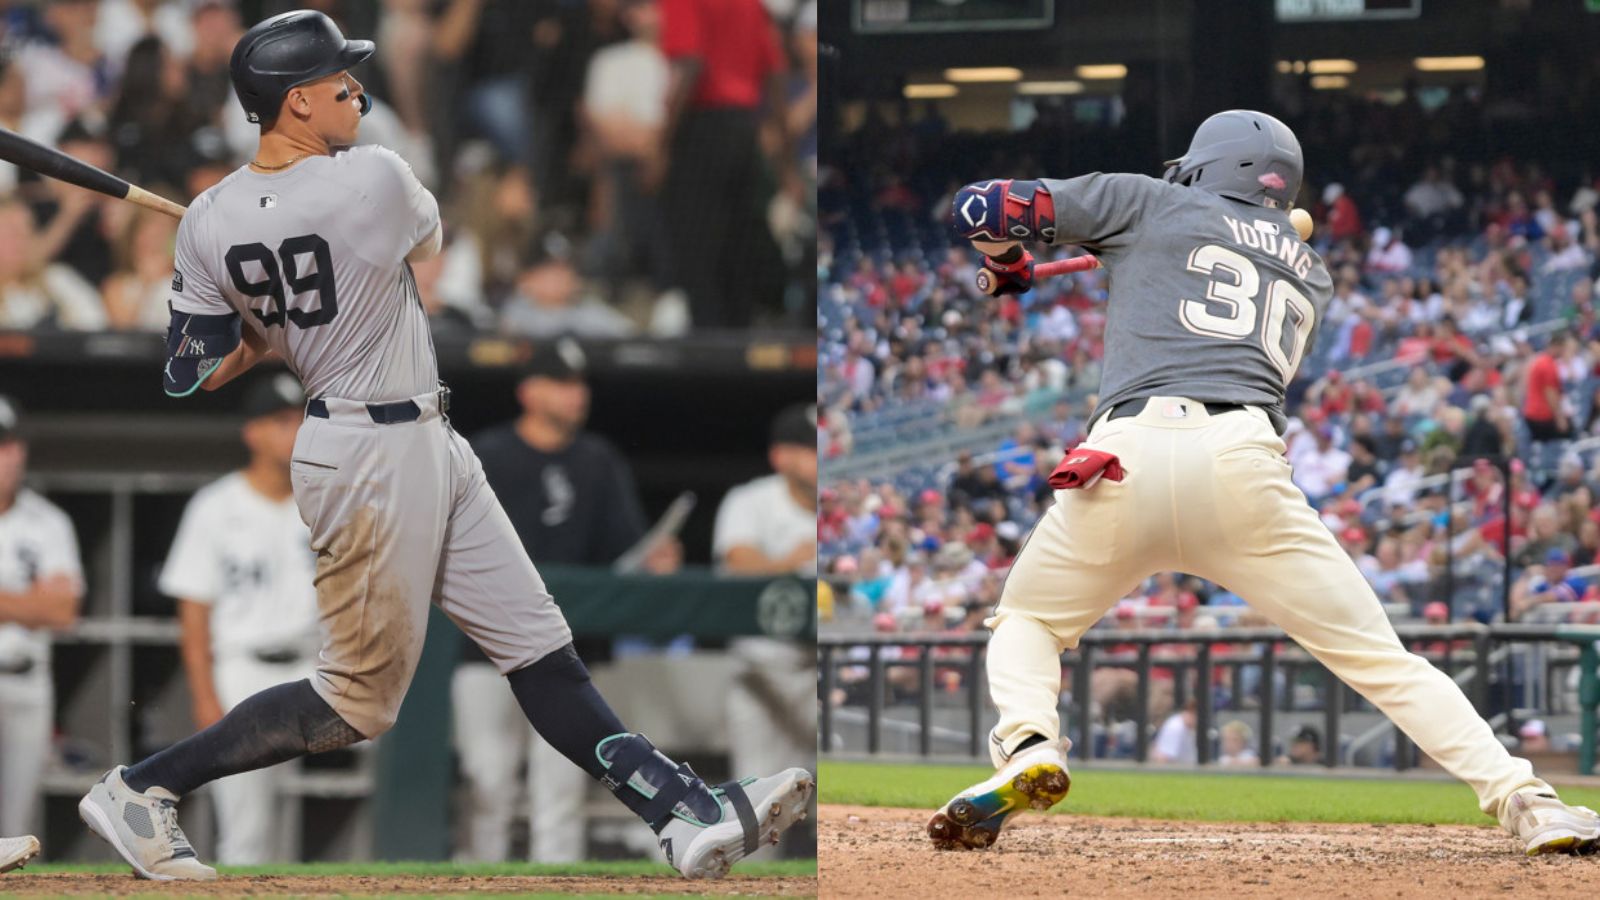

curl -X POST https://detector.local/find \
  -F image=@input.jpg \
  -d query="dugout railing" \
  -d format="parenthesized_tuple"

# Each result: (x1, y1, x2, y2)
(818, 624, 1600, 773)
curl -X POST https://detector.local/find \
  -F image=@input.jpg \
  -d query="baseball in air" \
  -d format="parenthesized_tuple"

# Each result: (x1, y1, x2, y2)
(1290, 208, 1314, 241)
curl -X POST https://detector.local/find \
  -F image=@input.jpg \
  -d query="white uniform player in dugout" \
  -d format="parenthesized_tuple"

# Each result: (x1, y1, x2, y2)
(162, 375, 321, 864)
(0, 396, 83, 843)
(927, 110, 1600, 857)
(77, 10, 811, 882)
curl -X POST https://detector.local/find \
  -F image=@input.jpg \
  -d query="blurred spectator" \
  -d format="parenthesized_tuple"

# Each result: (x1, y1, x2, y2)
(579, 0, 678, 324)
(1523, 332, 1576, 442)
(1278, 725, 1322, 765)
(499, 233, 637, 338)
(1150, 698, 1197, 764)
(0, 199, 105, 330)
(715, 403, 817, 576)
(1366, 227, 1413, 275)
(102, 205, 176, 331)
(13, 0, 108, 123)
(659, 0, 790, 328)
(1217, 721, 1258, 767)
(107, 35, 202, 188)
(1292, 425, 1350, 502)
(1519, 719, 1551, 753)
(1323, 183, 1361, 243)
(1510, 548, 1588, 620)
(96, 0, 193, 74)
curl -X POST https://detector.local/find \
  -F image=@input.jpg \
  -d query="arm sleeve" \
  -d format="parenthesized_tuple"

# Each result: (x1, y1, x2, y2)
(659, 0, 702, 60)
(712, 487, 757, 561)
(158, 490, 221, 604)
(39, 506, 85, 585)
(169, 215, 232, 316)
(1041, 173, 1168, 250)
(346, 146, 443, 267)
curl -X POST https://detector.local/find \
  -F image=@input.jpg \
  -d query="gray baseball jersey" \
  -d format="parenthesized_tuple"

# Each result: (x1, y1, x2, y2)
(1042, 173, 1333, 434)
(166, 147, 571, 738)
(169, 146, 440, 403)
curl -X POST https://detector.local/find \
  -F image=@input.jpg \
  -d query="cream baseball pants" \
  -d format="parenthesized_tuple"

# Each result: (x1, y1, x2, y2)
(987, 396, 1546, 819)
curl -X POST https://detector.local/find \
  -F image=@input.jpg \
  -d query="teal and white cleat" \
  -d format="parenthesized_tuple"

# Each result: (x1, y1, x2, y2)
(928, 739, 1070, 850)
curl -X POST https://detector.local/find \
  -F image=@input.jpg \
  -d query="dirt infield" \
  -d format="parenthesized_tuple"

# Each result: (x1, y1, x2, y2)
(0, 872, 816, 897)
(819, 804, 1600, 899)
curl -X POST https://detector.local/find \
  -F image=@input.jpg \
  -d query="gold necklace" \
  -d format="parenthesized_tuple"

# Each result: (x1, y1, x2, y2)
(249, 154, 308, 171)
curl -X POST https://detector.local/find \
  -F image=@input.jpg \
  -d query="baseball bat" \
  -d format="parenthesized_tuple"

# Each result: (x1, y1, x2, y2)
(0, 127, 186, 219)
(975, 254, 1101, 296)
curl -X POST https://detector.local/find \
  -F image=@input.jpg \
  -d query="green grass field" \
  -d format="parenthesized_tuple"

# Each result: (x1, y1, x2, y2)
(821, 759, 1600, 826)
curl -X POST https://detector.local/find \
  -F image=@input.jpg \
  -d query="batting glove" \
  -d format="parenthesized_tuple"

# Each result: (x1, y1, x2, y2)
(976, 246, 1036, 296)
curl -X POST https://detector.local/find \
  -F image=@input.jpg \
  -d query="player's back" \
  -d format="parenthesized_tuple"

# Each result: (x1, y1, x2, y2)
(1055, 173, 1332, 433)
(172, 145, 441, 403)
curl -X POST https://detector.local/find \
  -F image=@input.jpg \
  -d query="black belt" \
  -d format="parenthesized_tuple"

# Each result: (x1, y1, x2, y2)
(307, 383, 450, 425)
(253, 649, 303, 665)
(1108, 397, 1246, 421)
(0, 658, 36, 676)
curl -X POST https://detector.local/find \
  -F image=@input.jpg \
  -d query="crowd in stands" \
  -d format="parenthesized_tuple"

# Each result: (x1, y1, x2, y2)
(0, 0, 816, 337)
(819, 87, 1600, 652)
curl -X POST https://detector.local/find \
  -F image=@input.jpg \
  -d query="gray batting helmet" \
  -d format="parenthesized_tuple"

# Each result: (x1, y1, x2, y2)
(1163, 110, 1303, 209)
(230, 10, 374, 125)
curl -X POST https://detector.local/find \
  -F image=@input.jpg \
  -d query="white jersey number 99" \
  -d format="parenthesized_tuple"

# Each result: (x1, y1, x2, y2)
(1178, 243, 1315, 384)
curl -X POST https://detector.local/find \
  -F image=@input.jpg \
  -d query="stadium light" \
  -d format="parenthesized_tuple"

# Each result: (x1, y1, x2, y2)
(1075, 64, 1128, 80)
(1308, 59, 1357, 74)
(1275, 61, 1294, 74)
(1017, 80, 1084, 95)
(944, 67, 1023, 83)
(1414, 56, 1485, 71)
(904, 83, 959, 99)
(1310, 75, 1349, 90)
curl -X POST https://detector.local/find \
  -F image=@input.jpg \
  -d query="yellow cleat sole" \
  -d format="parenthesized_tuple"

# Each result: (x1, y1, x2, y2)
(927, 763, 1071, 851)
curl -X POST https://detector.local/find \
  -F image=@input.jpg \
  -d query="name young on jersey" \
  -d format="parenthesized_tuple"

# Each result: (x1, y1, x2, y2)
(1220, 214, 1314, 280)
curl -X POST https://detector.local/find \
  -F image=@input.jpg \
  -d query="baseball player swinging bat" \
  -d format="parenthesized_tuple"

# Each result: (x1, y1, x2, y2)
(0, 127, 186, 219)
(72, 8, 812, 883)
(930, 109, 1598, 859)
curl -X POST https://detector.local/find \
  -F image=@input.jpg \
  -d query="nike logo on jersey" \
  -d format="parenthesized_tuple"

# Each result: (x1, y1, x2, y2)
(1220, 214, 1314, 278)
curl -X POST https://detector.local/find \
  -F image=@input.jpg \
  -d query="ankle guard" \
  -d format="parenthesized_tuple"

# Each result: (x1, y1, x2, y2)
(595, 733, 722, 831)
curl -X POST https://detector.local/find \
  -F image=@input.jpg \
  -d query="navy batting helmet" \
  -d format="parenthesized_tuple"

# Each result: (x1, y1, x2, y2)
(1163, 110, 1303, 209)
(230, 10, 375, 125)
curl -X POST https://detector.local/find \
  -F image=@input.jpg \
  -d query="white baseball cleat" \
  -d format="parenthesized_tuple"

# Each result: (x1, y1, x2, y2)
(78, 766, 217, 881)
(1502, 789, 1600, 856)
(657, 767, 813, 879)
(928, 737, 1071, 850)
(0, 834, 41, 873)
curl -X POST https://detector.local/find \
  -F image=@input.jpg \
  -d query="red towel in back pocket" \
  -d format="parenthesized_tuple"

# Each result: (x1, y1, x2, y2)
(1048, 448, 1125, 490)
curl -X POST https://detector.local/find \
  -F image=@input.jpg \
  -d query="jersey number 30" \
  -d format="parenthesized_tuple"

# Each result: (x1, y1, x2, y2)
(224, 234, 338, 328)
(1178, 244, 1314, 384)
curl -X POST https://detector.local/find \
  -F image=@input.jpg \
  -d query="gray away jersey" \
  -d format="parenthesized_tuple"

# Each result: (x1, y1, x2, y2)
(1043, 173, 1334, 434)
(170, 146, 441, 403)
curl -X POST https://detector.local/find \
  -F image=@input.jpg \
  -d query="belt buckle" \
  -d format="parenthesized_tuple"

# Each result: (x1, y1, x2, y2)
(437, 382, 451, 415)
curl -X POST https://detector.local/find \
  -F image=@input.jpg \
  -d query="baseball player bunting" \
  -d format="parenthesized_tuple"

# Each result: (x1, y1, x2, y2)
(930, 110, 1600, 857)
(75, 9, 811, 883)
